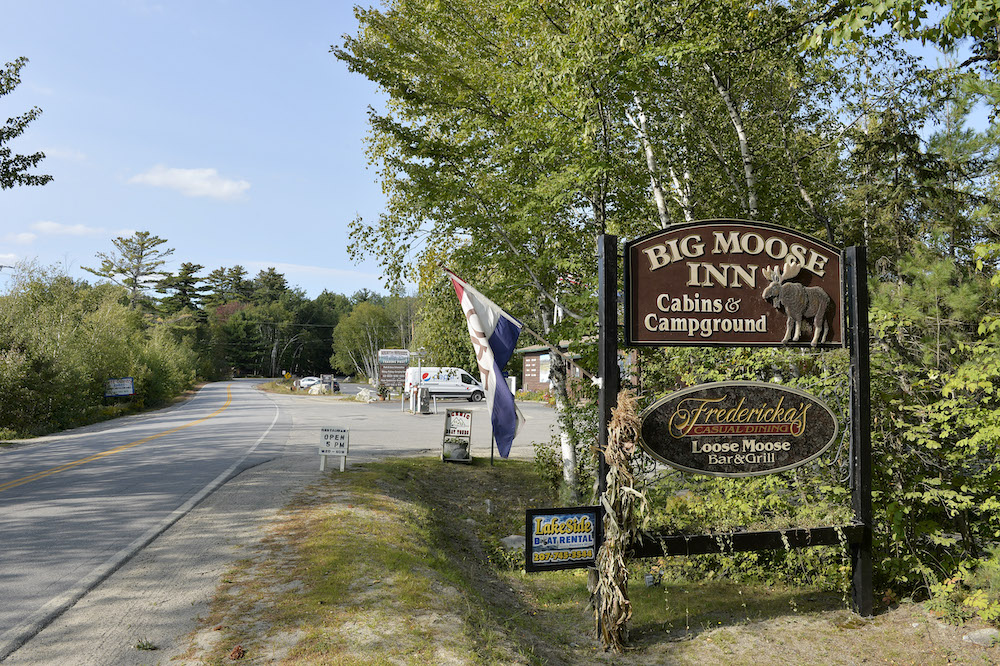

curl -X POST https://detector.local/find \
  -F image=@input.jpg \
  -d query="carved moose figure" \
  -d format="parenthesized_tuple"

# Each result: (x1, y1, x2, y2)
(761, 260, 832, 347)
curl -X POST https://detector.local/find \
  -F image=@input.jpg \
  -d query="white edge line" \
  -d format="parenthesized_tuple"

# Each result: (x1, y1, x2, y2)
(0, 399, 281, 662)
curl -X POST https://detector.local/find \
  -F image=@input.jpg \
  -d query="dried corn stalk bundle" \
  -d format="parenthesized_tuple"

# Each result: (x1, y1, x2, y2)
(594, 389, 647, 651)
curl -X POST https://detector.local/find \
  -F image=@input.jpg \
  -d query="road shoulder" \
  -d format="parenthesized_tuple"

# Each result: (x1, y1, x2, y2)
(2, 450, 323, 665)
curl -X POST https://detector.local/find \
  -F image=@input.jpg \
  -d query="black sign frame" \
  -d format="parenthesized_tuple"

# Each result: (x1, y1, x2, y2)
(598, 228, 873, 617)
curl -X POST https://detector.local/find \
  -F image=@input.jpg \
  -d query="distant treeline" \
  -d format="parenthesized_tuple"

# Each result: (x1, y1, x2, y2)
(0, 243, 417, 438)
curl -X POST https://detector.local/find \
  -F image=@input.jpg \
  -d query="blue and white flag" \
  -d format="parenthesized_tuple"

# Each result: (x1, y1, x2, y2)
(446, 268, 525, 457)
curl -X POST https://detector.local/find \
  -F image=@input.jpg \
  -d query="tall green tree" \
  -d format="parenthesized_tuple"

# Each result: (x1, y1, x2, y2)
(292, 290, 351, 375)
(1, 57, 52, 190)
(203, 265, 254, 307)
(330, 301, 398, 380)
(252, 267, 291, 305)
(335, 0, 872, 499)
(82, 231, 175, 310)
(157, 262, 207, 315)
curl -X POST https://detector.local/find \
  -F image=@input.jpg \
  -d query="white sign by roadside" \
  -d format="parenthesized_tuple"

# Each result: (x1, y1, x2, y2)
(104, 377, 135, 397)
(320, 426, 349, 472)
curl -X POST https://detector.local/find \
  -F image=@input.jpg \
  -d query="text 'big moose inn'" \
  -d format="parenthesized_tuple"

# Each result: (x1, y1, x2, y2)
(625, 221, 842, 347)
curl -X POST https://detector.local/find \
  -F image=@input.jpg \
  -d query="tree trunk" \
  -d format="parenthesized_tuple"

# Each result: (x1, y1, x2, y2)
(549, 351, 579, 502)
(668, 165, 694, 223)
(704, 61, 759, 219)
(627, 95, 671, 228)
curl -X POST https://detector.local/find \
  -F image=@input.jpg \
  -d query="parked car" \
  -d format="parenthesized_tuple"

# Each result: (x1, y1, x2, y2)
(299, 376, 321, 389)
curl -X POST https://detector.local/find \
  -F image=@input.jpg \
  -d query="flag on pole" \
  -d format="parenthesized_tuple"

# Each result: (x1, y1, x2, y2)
(445, 268, 525, 457)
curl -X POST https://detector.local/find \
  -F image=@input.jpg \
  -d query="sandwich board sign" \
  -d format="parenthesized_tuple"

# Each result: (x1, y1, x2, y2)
(442, 409, 472, 463)
(320, 426, 349, 472)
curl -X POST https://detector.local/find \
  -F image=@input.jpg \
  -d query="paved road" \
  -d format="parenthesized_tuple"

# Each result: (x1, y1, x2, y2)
(0, 380, 290, 660)
(0, 380, 556, 662)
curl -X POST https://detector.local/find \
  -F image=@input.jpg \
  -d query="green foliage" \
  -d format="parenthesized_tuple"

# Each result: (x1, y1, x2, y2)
(531, 438, 564, 494)
(868, 247, 1000, 589)
(157, 262, 208, 316)
(330, 300, 400, 379)
(928, 547, 1000, 626)
(806, 1, 999, 78)
(412, 257, 477, 372)
(0, 263, 198, 436)
(1, 57, 52, 190)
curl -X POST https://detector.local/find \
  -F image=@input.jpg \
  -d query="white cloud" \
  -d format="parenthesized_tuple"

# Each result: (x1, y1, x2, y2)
(129, 165, 250, 200)
(2, 232, 37, 245)
(31, 221, 105, 236)
(0, 253, 20, 264)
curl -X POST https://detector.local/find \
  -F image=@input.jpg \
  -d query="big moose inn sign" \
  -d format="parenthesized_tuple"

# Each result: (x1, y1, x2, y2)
(528, 220, 873, 620)
(625, 220, 843, 347)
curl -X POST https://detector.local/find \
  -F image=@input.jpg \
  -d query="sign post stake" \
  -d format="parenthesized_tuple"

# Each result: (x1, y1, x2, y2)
(597, 234, 618, 496)
(845, 246, 873, 616)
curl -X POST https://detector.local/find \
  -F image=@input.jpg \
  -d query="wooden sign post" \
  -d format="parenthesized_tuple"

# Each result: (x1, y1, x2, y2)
(599, 222, 873, 617)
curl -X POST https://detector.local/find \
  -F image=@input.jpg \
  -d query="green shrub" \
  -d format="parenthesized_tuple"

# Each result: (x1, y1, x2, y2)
(929, 547, 1000, 626)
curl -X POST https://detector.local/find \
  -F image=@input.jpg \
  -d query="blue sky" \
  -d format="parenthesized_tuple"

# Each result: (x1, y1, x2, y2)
(1, 0, 388, 299)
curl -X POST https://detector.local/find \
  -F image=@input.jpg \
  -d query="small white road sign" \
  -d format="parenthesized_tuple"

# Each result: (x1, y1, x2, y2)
(320, 427, 349, 472)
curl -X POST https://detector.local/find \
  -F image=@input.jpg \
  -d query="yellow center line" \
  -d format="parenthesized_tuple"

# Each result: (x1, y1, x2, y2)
(0, 385, 233, 494)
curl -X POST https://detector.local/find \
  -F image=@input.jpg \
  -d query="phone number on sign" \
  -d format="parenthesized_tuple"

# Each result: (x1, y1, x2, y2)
(532, 548, 594, 564)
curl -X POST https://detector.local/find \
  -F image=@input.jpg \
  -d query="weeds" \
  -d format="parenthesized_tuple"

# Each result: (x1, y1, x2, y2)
(929, 547, 1000, 626)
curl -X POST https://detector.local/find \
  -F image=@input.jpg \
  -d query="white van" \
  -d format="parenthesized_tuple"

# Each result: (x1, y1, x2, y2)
(405, 366, 484, 402)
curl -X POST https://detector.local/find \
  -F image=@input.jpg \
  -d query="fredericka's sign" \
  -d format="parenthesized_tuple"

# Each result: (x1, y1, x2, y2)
(639, 382, 838, 477)
(625, 220, 843, 347)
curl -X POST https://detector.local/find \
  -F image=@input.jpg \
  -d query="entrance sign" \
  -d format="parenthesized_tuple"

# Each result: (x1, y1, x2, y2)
(639, 381, 838, 477)
(320, 426, 349, 472)
(377, 348, 410, 391)
(598, 229, 872, 617)
(378, 350, 410, 382)
(525, 506, 602, 572)
(624, 220, 843, 347)
(442, 409, 472, 462)
(378, 349, 410, 364)
(104, 377, 135, 398)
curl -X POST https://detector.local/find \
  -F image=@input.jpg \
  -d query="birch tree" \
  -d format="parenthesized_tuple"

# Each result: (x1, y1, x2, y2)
(331, 301, 397, 381)
(334, 0, 879, 498)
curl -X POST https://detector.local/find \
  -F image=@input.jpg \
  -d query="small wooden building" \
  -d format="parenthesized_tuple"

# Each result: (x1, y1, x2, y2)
(518, 344, 584, 393)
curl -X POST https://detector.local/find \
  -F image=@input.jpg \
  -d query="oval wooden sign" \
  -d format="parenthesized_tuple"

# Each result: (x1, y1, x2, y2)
(639, 381, 839, 477)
